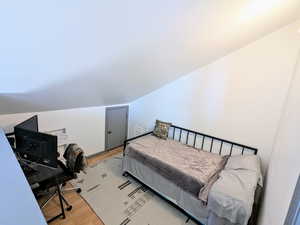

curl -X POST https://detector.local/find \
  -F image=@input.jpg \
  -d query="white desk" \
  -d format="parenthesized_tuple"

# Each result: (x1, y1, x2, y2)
(0, 129, 47, 225)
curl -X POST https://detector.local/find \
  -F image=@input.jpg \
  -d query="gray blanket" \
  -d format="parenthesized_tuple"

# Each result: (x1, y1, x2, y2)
(125, 135, 228, 202)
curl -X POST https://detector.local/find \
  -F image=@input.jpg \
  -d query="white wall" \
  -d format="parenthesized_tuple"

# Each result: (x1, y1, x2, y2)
(129, 20, 300, 171)
(0, 107, 106, 156)
(258, 47, 300, 225)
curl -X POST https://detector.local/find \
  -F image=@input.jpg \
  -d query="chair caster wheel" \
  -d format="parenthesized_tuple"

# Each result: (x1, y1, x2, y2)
(122, 172, 128, 177)
(66, 206, 72, 211)
(76, 188, 82, 193)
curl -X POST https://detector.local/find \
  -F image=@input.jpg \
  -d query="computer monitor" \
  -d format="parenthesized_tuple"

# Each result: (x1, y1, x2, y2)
(15, 115, 39, 132)
(14, 127, 58, 168)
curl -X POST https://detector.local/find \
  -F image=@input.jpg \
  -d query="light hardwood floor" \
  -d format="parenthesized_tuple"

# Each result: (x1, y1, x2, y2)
(41, 147, 123, 225)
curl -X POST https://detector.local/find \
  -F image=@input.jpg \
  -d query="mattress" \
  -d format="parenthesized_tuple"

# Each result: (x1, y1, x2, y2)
(125, 135, 228, 201)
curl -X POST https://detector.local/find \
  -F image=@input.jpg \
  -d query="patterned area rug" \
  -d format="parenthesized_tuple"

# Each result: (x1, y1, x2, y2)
(71, 154, 198, 225)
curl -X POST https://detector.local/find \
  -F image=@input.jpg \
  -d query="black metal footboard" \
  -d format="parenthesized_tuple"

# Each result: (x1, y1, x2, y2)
(124, 125, 258, 156)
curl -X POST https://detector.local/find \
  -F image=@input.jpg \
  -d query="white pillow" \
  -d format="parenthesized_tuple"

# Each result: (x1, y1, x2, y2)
(225, 155, 263, 186)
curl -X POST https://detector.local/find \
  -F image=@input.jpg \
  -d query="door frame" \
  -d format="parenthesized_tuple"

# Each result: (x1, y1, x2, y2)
(105, 105, 129, 151)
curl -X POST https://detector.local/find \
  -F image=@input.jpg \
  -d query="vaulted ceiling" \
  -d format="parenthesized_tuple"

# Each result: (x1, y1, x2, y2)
(1, 0, 300, 114)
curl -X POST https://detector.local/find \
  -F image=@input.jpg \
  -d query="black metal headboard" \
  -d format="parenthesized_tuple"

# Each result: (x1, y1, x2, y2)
(124, 125, 258, 156)
(170, 125, 257, 155)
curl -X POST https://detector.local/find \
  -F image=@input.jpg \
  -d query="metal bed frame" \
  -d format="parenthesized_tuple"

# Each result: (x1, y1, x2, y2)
(123, 124, 259, 225)
(124, 125, 258, 156)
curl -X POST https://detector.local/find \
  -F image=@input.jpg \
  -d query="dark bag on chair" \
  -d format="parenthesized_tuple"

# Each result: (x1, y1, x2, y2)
(64, 144, 87, 173)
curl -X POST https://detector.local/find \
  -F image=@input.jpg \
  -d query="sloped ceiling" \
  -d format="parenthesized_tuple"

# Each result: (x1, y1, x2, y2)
(1, 0, 300, 114)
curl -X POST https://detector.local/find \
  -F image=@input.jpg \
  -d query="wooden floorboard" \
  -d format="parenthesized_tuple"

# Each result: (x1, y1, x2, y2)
(40, 147, 123, 225)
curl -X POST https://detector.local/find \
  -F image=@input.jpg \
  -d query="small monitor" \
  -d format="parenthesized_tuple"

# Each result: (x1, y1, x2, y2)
(14, 128, 58, 168)
(15, 115, 38, 132)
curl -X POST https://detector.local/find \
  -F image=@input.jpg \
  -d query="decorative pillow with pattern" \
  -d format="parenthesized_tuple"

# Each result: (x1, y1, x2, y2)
(153, 120, 172, 139)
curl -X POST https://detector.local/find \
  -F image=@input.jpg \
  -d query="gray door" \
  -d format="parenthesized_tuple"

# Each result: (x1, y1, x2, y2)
(105, 106, 128, 150)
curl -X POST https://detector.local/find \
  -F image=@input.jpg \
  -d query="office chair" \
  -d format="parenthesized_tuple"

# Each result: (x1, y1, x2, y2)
(61, 144, 87, 195)
(38, 144, 87, 211)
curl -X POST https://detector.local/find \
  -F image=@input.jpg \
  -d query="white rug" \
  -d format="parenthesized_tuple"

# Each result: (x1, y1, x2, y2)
(71, 154, 198, 225)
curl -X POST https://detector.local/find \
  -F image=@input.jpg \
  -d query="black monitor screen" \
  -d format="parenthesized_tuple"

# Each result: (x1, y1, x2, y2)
(14, 128, 58, 168)
(15, 115, 38, 132)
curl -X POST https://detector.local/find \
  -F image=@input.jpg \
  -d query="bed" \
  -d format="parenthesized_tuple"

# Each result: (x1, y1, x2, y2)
(122, 125, 262, 225)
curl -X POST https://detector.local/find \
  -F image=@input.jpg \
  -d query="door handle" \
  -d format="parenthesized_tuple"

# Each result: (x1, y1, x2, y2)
(108, 131, 112, 134)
